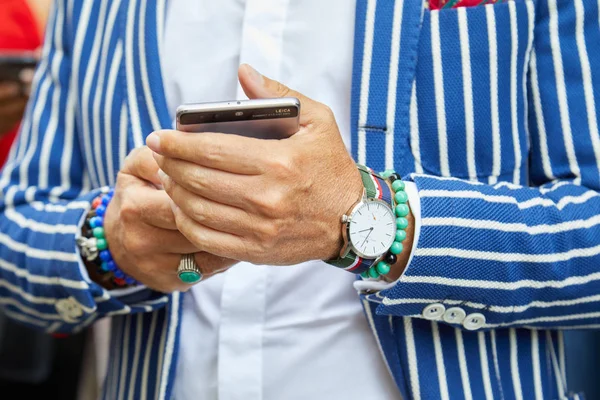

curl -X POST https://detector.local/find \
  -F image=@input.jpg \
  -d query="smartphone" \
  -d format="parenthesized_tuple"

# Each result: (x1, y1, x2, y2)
(176, 98, 300, 140)
(0, 53, 38, 82)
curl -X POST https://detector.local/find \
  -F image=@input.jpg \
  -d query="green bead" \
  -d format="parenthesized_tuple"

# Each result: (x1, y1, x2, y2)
(396, 217, 408, 229)
(178, 271, 202, 284)
(376, 262, 391, 275)
(92, 227, 105, 239)
(96, 238, 107, 250)
(368, 267, 380, 279)
(395, 204, 409, 217)
(390, 241, 404, 255)
(394, 190, 408, 204)
(395, 230, 407, 242)
(380, 169, 395, 179)
(391, 180, 405, 192)
(360, 271, 369, 279)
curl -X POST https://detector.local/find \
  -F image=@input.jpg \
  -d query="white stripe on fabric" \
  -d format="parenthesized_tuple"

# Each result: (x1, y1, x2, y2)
(486, 311, 600, 329)
(139, 0, 162, 132)
(414, 243, 600, 263)
(431, 322, 450, 400)
(81, 1, 110, 188)
(410, 83, 424, 173)
(127, 313, 144, 400)
(575, 0, 600, 184)
(508, 1, 521, 184)
(422, 214, 600, 235)
(478, 332, 494, 400)
(0, 297, 63, 320)
(357, 0, 376, 165)
(455, 329, 473, 400)
(558, 331, 567, 388)
(119, 102, 129, 168)
(430, 11, 449, 177)
(29, 200, 89, 212)
(403, 317, 421, 400)
(154, 307, 169, 399)
(548, 0, 581, 184)
(117, 316, 131, 400)
(2, 307, 48, 327)
(157, 0, 166, 58)
(397, 270, 600, 291)
(94, 0, 122, 188)
(547, 331, 566, 397)
(108, 318, 123, 400)
(73, 313, 98, 334)
(490, 330, 506, 400)
(0, 231, 79, 262)
(385, 0, 403, 169)
(4, 208, 78, 234)
(140, 312, 158, 400)
(531, 330, 544, 400)
(530, 51, 555, 180)
(458, 8, 476, 180)
(420, 188, 598, 210)
(0, 257, 88, 289)
(539, 180, 572, 194)
(125, 0, 144, 149)
(384, 292, 600, 314)
(510, 328, 524, 400)
(0, 278, 81, 305)
(47, 321, 61, 333)
(159, 293, 180, 400)
(105, 40, 124, 185)
(522, 0, 535, 160)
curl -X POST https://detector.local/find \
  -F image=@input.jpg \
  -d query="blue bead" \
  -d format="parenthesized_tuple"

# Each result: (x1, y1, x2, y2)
(100, 262, 110, 272)
(125, 277, 136, 285)
(107, 261, 117, 272)
(114, 269, 125, 279)
(95, 205, 106, 216)
(101, 195, 111, 206)
(99, 250, 112, 262)
(108, 188, 115, 197)
(89, 216, 102, 228)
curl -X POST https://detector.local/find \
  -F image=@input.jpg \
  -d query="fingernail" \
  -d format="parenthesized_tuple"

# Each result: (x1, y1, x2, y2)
(169, 200, 179, 213)
(243, 64, 263, 86)
(19, 68, 34, 84)
(157, 168, 168, 182)
(146, 133, 161, 152)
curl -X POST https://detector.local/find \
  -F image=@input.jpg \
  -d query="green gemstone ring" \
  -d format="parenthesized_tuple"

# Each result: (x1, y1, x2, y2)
(177, 254, 202, 284)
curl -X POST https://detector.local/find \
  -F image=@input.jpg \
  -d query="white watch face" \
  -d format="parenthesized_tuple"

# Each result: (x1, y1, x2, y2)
(348, 200, 396, 258)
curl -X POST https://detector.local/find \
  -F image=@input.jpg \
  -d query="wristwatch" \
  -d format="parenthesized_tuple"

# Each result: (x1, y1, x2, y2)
(327, 165, 397, 275)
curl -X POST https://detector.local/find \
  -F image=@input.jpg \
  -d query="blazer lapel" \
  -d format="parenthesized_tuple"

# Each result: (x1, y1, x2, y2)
(120, 0, 171, 149)
(351, 0, 426, 175)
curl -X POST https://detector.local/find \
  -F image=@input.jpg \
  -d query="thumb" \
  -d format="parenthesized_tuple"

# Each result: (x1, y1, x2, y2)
(238, 64, 319, 125)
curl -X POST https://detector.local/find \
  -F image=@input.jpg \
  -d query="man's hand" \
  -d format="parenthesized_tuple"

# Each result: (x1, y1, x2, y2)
(0, 70, 32, 136)
(147, 64, 371, 266)
(99, 147, 236, 292)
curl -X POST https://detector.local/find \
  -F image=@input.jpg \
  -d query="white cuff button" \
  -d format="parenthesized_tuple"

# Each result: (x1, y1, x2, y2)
(55, 296, 84, 322)
(422, 303, 446, 320)
(463, 313, 486, 331)
(443, 307, 466, 324)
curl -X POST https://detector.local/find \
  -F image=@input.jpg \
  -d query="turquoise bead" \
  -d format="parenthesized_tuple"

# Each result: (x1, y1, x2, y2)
(394, 190, 408, 204)
(97, 238, 108, 251)
(396, 217, 408, 229)
(93, 227, 105, 239)
(100, 262, 110, 272)
(368, 267, 380, 279)
(380, 169, 395, 179)
(360, 271, 369, 279)
(376, 262, 391, 275)
(390, 241, 404, 255)
(391, 180, 405, 192)
(395, 230, 407, 242)
(395, 204, 409, 217)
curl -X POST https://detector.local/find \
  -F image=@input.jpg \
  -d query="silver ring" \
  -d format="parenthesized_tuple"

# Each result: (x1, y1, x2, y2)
(177, 254, 202, 284)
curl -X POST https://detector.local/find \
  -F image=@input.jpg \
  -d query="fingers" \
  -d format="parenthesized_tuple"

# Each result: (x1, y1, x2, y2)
(141, 224, 199, 254)
(193, 252, 237, 277)
(237, 64, 319, 126)
(147, 129, 278, 174)
(154, 154, 255, 209)
(121, 146, 162, 185)
(161, 177, 255, 236)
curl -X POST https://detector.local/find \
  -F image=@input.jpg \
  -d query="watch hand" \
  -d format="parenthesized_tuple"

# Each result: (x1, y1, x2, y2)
(361, 227, 374, 247)
(357, 228, 372, 233)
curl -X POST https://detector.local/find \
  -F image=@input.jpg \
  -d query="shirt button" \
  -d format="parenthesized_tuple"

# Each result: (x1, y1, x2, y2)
(55, 297, 84, 322)
(443, 307, 466, 324)
(422, 303, 446, 320)
(463, 313, 486, 331)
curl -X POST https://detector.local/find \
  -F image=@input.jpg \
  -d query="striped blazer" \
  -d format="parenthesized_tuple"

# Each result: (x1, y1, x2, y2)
(0, 0, 598, 398)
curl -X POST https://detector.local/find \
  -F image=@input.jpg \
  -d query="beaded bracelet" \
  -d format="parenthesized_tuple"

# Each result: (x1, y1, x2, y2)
(360, 170, 409, 280)
(80, 189, 137, 287)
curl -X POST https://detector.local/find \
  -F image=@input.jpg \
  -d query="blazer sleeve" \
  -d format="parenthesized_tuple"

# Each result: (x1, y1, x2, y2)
(368, 0, 600, 330)
(0, 1, 168, 335)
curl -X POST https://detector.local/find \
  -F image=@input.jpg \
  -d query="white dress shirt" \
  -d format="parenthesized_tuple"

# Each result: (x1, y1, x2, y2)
(163, 1, 420, 399)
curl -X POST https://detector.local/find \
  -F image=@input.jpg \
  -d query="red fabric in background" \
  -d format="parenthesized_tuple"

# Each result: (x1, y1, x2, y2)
(0, 0, 42, 166)
(429, 0, 503, 10)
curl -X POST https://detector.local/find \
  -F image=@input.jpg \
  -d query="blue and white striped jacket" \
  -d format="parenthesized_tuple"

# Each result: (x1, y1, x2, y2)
(0, 0, 598, 398)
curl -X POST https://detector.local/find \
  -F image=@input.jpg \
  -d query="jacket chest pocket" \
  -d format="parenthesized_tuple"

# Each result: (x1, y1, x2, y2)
(411, 0, 535, 182)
